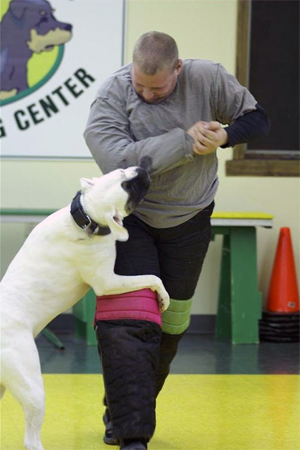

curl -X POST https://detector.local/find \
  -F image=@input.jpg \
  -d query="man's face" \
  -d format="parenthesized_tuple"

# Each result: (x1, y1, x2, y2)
(131, 61, 182, 104)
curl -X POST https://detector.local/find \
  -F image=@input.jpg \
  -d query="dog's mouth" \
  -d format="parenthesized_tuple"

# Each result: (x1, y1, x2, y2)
(113, 212, 123, 227)
(45, 44, 54, 50)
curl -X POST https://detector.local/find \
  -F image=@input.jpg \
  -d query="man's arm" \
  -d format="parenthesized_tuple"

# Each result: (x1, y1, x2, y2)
(221, 104, 271, 148)
(84, 97, 195, 175)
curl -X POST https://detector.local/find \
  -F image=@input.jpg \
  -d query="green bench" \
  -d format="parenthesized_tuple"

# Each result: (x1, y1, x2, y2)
(211, 212, 273, 344)
(1, 209, 273, 345)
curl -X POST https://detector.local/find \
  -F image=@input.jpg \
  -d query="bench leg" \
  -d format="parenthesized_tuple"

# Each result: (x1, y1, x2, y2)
(216, 227, 262, 344)
(73, 289, 97, 345)
(216, 234, 232, 340)
(41, 327, 65, 349)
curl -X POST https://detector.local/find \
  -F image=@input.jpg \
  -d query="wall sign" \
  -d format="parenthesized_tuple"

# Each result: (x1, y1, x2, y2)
(0, 0, 124, 158)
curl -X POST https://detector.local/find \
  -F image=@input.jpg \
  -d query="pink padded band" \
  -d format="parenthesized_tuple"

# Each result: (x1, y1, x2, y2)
(95, 289, 162, 327)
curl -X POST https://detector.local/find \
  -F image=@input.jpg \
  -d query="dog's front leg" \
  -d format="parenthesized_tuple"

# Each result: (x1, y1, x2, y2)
(93, 274, 170, 312)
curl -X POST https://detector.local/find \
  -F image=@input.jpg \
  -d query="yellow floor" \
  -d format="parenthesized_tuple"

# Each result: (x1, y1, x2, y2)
(1, 374, 299, 450)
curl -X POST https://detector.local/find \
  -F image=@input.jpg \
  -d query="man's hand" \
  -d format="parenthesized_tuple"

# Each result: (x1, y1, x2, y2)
(187, 121, 228, 155)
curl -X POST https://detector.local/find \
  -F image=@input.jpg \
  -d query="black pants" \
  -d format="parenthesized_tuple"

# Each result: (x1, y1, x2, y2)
(96, 202, 214, 441)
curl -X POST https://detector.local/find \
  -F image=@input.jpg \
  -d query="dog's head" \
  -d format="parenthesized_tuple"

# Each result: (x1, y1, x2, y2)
(7, 0, 73, 53)
(79, 166, 150, 241)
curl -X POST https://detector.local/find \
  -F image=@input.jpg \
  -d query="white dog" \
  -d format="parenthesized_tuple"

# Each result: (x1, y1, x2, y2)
(0, 166, 169, 450)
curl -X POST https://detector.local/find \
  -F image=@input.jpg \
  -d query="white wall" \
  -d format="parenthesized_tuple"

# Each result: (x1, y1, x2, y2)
(1, 0, 299, 316)
(125, 0, 300, 313)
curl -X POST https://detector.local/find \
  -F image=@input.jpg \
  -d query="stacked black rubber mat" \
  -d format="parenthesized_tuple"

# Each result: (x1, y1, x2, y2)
(260, 311, 300, 342)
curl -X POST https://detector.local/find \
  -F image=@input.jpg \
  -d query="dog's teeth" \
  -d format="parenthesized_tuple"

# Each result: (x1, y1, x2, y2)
(113, 216, 122, 226)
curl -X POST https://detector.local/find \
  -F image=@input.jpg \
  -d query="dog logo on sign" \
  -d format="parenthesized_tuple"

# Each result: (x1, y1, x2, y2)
(0, 0, 73, 105)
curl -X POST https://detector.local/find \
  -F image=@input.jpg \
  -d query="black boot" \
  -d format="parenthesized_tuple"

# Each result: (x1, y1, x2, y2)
(103, 407, 119, 445)
(120, 438, 148, 449)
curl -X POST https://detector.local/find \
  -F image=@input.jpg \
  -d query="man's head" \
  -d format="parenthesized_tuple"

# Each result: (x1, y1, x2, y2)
(131, 31, 182, 104)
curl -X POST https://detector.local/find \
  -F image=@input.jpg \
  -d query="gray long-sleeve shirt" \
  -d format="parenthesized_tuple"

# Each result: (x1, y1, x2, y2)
(84, 59, 257, 228)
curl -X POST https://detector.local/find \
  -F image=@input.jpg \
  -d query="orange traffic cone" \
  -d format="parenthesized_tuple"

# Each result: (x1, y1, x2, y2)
(267, 227, 299, 313)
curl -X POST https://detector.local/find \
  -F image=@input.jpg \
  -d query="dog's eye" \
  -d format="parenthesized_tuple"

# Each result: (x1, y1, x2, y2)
(40, 10, 46, 15)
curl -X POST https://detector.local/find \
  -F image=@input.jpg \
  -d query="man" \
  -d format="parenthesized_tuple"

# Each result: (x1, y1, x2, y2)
(84, 31, 270, 450)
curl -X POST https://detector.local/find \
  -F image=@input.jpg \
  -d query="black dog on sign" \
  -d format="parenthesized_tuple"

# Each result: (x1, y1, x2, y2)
(0, 0, 73, 101)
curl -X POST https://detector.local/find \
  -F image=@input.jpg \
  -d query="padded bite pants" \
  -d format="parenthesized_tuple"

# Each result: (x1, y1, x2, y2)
(95, 202, 214, 441)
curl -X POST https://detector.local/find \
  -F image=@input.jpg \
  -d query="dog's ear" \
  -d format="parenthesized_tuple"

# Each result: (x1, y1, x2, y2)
(104, 211, 129, 242)
(80, 178, 94, 192)
(10, 1, 27, 21)
(139, 156, 153, 173)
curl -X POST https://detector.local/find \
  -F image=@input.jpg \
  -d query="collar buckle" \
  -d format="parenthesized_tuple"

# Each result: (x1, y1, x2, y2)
(82, 215, 92, 232)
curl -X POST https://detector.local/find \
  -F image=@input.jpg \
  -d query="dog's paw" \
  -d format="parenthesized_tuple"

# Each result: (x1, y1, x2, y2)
(148, 276, 169, 312)
(157, 294, 170, 313)
(157, 291, 170, 312)
(24, 437, 44, 450)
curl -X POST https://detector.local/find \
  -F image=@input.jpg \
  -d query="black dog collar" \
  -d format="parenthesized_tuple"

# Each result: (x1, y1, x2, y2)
(70, 191, 111, 236)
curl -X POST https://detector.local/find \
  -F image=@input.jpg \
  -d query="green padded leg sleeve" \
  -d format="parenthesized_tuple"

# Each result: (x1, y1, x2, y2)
(162, 298, 193, 335)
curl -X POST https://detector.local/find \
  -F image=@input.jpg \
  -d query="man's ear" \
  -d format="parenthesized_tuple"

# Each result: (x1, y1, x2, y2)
(104, 211, 129, 242)
(80, 178, 94, 192)
(175, 59, 183, 76)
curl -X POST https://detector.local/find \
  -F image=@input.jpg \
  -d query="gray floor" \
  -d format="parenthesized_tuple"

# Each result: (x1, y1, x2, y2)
(36, 331, 300, 375)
